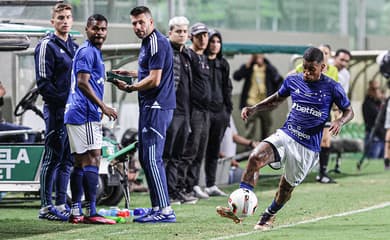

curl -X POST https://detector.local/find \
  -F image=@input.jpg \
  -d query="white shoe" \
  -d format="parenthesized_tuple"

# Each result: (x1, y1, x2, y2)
(193, 185, 209, 199)
(205, 185, 227, 197)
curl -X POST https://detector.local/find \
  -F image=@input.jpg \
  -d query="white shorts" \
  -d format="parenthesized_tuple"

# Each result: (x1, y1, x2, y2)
(264, 129, 319, 187)
(66, 122, 103, 154)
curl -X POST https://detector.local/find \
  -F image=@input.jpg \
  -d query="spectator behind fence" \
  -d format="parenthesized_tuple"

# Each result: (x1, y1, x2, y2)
(233, 54, 283, 140)
(362, 79, 385, 159)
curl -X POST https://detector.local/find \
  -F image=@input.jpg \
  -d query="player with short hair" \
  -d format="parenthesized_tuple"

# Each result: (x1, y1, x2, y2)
(34, 3, 77, 221)
(114, 6, 176, 223)
(65, 14, 117, 224)
(164, 16, 199, 204)
(217, 47, 354, 230)
(333, 48, 352, 94)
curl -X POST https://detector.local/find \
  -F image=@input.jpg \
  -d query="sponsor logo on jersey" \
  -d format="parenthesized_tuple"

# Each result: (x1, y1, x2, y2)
(291, 103, 322, 117)
(287, 124, 310, 140)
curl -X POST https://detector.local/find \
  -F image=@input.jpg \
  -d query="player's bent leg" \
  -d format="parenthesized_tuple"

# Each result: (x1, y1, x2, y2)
(254, 176, 294, 231)
(274, 176, 294, 205)
(241, 142, 276, 186)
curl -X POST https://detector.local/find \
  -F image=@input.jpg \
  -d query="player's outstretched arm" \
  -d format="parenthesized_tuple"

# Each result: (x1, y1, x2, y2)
(241, 92, 286, 121)
(111, 69, 138, 77)
(329, 105, 354, 136)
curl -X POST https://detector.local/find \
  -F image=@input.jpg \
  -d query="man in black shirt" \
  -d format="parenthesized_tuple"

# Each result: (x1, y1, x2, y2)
(182, 22, 211, 199)
(202, 29, 232, 196)
(164, 16, 197, 204)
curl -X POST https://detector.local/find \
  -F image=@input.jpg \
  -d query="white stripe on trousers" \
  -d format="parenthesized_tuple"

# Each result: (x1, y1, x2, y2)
(149, 144, 168, 207)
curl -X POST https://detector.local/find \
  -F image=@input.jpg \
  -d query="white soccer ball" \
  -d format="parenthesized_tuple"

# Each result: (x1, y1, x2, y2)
(228, 188, 258, 218)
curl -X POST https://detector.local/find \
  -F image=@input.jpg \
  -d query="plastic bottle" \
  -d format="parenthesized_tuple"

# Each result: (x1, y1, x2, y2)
(133, 208, 149, 216)
(117, 209, 131, 217)
(98, 208, 109, 216)
(108, 207, 119, 216)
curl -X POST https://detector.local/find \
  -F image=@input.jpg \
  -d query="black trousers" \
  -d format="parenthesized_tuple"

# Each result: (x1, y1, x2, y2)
(204, 110, 230, 187)
(183, 108, 210, 192)
(163, 113, 191, 197)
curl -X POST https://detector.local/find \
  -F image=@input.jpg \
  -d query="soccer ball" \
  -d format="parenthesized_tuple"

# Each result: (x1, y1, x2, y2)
(228, 188, 258, 218)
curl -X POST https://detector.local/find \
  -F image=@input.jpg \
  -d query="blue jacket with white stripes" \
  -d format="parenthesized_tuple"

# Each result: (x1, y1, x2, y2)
(34, 33, 78, 108)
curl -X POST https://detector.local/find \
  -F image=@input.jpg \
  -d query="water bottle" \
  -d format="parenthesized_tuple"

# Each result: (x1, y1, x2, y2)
(98, 208, 110, 216)
(133, 208, 149, 216)
(117, 209, 131, 217)
(108, 207, 119, 216)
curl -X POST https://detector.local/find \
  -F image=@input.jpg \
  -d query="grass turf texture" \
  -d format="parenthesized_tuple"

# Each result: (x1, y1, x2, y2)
(0, 155, 389, 240)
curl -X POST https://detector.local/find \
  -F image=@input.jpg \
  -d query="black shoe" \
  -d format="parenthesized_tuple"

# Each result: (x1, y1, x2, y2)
(254, 210, 275, 230)
(317, 174, 337, 184)
(178, 191, 198, 204)
(384, 159, 390, 170)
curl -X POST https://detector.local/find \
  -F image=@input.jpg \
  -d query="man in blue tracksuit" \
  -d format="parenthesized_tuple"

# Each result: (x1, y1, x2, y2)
(114, 6, 176, 223)
(34, 3, 77, 221)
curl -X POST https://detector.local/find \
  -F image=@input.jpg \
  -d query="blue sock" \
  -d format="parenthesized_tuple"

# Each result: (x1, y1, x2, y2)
(267, 199, 284, 215)
(239, 182, 254, 191)
(70, 167, 84, 214)
(83, 165, 99, 216)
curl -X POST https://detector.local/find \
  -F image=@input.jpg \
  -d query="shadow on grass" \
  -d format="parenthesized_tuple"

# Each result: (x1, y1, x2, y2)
(0, 219, 89, 239)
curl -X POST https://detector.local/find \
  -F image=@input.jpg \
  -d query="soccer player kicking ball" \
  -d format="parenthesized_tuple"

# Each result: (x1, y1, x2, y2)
(65, 14, 117, 224)
(217, 47, 354, 230)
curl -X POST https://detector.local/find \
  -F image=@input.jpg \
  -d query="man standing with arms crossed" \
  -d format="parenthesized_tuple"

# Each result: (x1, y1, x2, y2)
(114, 6, 176, 223)
(34, 3, 77, 221)
(65, 14, 117, 224)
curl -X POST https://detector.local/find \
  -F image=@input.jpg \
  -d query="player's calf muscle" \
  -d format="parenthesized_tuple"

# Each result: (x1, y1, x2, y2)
(275, 177, 294, 205)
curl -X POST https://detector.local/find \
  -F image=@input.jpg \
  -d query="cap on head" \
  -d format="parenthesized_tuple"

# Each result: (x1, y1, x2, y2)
(190, 22, 208, 36)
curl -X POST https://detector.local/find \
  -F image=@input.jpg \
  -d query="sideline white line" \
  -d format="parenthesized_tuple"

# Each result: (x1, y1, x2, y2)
(212, 201, 390, 240)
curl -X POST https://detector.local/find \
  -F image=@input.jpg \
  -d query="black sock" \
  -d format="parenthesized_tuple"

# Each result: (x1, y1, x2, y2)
(319, 147, 330, 176)
(267, 199, 283, 215)
(385, 158, 390, 167)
